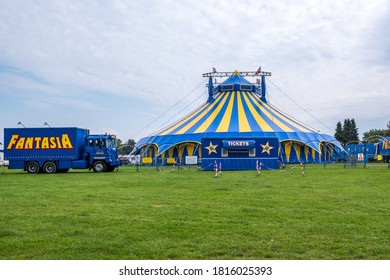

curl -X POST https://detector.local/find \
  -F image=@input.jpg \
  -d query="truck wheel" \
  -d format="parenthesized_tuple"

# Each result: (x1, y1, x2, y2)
(43, 162, 57, 174)
(93, 161, 107, 172)
(26, 162, 40, 174)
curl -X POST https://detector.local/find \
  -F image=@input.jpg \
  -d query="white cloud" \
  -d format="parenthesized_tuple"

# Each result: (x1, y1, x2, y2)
(0, 0, 389, 141)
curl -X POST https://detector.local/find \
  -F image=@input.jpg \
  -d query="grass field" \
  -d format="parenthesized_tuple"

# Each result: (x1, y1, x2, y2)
(0, 164, 389, 260)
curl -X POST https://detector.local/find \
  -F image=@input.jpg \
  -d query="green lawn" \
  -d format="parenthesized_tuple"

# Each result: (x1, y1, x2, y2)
(0, 164, 389, 260)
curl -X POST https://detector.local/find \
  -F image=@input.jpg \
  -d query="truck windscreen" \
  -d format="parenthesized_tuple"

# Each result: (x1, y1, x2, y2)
(106, 139, 117, 149)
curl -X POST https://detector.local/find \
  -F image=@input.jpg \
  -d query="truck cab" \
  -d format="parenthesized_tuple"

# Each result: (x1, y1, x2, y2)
(85, 134, 121, 172)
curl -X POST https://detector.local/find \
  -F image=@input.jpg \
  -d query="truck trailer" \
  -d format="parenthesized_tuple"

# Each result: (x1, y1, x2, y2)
(3, 127, 121, 173)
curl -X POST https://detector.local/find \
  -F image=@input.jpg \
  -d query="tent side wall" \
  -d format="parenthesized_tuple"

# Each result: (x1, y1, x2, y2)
(136, 139, 339, 167)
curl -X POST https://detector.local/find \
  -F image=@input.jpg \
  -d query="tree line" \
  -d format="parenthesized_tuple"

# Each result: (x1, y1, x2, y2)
(334, 119, 390, 144)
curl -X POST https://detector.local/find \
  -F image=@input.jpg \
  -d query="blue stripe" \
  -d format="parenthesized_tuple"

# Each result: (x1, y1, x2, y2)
(227, 92, 239, 132)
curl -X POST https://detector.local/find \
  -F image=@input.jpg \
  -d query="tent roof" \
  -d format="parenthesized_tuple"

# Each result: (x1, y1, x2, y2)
(220, 70, 253, 85)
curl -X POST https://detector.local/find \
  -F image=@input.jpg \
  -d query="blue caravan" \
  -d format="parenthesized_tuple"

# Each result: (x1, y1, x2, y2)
(343, 137, 390, 163)
(344, 143, 377, 162)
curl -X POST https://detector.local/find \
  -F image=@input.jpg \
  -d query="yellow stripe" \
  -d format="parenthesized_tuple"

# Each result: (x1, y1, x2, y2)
(186, 143, 194, 156)
(247, 93, 294, 132)
(266, 103, 311, 132)
(168, 147, 174, 158)
(237, 91, 251, 132)
(195, 92, 230, 133)
(294, 142, 301, 160)
(175, 93, 225, 134)
(216, 91, 235, 132)
(241, 92, 273, 132)
(159, 94, 221, 135)
(252, 94, 311, 132)
(284, 142, 291, 162)
(304, 146, 309, 161)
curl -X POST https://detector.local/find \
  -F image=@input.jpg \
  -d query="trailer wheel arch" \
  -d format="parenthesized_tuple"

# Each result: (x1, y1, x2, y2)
(106, 166, 116, 172)
(26, 161, 40, 174)
(43, 161, 57, 174)
(57, 169, 69, 173)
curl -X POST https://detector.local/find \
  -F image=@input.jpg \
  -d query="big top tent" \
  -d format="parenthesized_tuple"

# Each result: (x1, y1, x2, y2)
(134, 69, 343, 169)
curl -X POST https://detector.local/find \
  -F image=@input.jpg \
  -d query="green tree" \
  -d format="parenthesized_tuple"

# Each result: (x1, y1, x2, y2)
(335, 118, 360, 144)
(334, 121, 344, 144)
(362, 123, 390, 142)
(350, 118, 359, 143)
(116, 139, 123, 148)
(343, 119, 351, 144)
(118, 139, 136, 155)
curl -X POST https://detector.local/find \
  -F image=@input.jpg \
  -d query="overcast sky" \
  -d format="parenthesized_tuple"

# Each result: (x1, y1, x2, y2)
(1, 0, 389, 145)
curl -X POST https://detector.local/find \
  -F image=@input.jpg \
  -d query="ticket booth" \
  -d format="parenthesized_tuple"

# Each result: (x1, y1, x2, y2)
(201, 137, 279, 170)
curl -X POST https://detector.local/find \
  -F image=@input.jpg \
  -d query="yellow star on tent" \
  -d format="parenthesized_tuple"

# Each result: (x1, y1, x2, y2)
(205, 141, 218, 155)
(261, 141, 274, 155)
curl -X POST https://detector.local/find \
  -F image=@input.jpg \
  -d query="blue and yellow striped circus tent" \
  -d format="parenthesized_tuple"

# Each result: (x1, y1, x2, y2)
(135, 70, 342, 165)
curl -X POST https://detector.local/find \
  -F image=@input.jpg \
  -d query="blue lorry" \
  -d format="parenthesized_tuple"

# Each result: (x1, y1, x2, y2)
(2, 127, 121, 173)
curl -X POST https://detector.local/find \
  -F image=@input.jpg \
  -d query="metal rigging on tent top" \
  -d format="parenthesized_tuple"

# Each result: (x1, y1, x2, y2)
(203, 67, 270, 103)
(202, 67, 271, 78)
